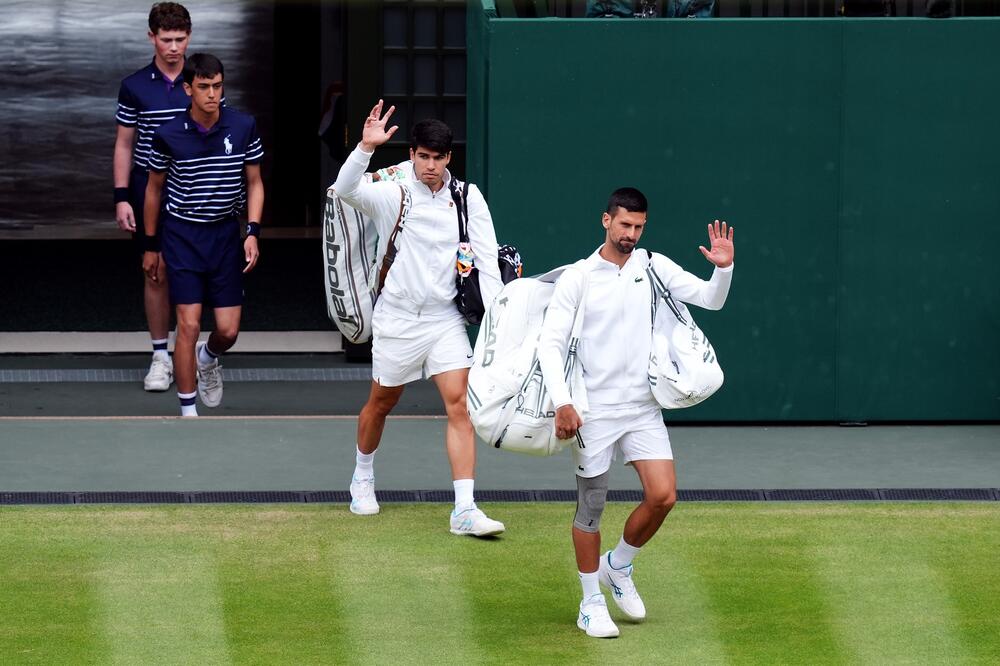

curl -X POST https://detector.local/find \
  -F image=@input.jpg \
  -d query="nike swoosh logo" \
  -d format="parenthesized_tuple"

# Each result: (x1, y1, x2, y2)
(466, 354, 474, 359)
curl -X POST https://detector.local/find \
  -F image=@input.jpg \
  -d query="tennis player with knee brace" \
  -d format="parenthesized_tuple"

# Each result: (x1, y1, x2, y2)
(536, 187, 734, 638)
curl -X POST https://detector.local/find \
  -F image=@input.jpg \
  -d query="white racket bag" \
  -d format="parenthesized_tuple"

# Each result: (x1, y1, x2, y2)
(467, 264, 588, 456)
(646, 262, 724, 409)
(322, 163, 412, 343)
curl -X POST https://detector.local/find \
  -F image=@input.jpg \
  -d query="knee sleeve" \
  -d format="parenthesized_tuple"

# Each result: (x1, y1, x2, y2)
(573, 471, 609, 533)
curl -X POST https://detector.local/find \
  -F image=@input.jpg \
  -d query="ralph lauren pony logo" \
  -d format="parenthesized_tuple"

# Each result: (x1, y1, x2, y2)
(224, 135, 233, 155)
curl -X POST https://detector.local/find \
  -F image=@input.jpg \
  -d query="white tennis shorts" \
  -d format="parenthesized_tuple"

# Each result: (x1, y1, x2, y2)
(573, 403, 673, 478)
(371, 310, 472, 387)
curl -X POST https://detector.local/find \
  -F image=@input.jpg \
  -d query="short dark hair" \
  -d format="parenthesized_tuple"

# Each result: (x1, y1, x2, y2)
(410, 119, 453, 154)
(149, 2, 191, 34)
(606, 187, 648, 215)
(183, 53, 224, 86)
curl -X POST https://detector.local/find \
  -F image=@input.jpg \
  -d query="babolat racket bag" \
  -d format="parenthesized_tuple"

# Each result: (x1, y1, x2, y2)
(322, 162, 412, 343)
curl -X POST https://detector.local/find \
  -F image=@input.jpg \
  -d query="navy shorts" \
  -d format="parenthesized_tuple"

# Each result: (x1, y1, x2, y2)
(161, 215, 244, 307)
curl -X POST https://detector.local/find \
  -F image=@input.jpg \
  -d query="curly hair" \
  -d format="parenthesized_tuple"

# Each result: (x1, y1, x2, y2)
(149, 2, 192, 34)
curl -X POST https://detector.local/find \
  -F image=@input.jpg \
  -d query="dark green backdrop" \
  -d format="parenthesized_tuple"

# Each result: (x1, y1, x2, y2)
(468, 6, 1000, 421)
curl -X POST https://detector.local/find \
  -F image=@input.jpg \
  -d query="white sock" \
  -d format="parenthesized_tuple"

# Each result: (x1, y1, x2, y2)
(178, 390, 198, 417)
(197, 343, 217, 366)
(579, 570, 601, 600)
(453, 478, 475, 509)
(354, 447, 375, 479)
(609, 536, 641, 570)
(152, 338, 170, 361)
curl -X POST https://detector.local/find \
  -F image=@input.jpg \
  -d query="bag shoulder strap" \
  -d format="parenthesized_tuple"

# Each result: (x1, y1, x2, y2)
(558, 262, 590, 383)
(644, 249, 686, 324)
(376, 186, 409, 295)
(449, 177, 471, 243)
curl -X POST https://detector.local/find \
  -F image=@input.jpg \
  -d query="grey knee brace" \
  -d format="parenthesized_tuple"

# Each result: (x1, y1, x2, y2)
(573, 471, 609, 533)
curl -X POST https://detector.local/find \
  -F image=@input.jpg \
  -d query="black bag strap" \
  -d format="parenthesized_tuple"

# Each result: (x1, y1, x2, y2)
(449, 177, 471, 243)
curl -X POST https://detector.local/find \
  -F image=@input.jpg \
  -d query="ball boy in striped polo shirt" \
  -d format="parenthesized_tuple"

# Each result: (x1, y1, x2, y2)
(114, 2, 193, 393)
(142, 53, 264, 417)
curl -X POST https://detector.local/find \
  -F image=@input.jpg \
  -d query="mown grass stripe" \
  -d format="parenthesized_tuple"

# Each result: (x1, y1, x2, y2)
(922, 504, 1000, 664)
(1, 504, 998, 663)
(680, 505, 848, 664)
(214, 509, 351, 663)
(815, 543, 971, 663)
(0, 514, 107, 662)
(92, 549, 232, 665)
(324, 504, 480, 664)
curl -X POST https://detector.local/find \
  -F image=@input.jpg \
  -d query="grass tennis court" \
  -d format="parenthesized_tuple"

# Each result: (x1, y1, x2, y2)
(2, 502, 998, 664)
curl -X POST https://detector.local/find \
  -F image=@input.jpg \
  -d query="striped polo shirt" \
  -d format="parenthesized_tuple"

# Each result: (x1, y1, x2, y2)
(116, 60, 191, 170)
(148, 107, 264, 224)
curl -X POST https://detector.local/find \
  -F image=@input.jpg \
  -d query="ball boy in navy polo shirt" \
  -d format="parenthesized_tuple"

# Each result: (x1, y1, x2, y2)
(114, 2, 193, 393)
(142, 53, 264, 417)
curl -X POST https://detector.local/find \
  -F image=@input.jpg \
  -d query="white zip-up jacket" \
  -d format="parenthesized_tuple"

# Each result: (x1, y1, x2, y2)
(333, 144, 502, 321)
(538, 247, 733, 410)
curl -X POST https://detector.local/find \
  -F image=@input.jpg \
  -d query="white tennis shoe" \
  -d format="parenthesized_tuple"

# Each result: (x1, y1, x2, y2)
(577, 593, 619, 638)
(599, 551, 646, 621)
(449, 506, 505, 536)
(143, 356, 173, 392)
(349, 476, 380, 515)
(196, 342, 223, 407)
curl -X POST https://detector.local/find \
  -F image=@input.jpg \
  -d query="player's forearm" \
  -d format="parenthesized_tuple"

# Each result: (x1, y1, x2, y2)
(331, 146, 401, 226)
(332, 145, 377, 212)
(670, 264, 733, 311)
(113, 140, 133, 187)
(143, 179, 162, 237)
(538, 335, 573, 410)
(246, 177, 264, 224)
(468, 207, 502, 309)
(537, 280, 581, 409)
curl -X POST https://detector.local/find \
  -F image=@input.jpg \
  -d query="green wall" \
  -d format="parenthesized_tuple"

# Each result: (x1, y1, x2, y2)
(468, 10, 1000, 421)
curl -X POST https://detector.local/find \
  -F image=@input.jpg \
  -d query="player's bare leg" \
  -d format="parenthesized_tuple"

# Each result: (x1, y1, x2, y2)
(433, 368, 504, 536)
(350, 381, 404, 515)
(600, 459, 676, 623)
(142, 261, 173, 391)
(173, 303, 202, 416)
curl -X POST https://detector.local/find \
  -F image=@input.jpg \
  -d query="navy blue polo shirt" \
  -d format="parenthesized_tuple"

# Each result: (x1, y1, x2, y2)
(148, 107, 264, 224)
(116, 60, 191, 170)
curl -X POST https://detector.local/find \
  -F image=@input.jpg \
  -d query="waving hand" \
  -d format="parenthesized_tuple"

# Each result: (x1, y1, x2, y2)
(699, 219, 734, 268)
(360, 99, 399, 151)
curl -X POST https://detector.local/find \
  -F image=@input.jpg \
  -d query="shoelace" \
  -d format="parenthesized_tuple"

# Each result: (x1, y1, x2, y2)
(150, 358, 171, 373)
(199, 363, 222, 388)
(352, 477, 375, 492)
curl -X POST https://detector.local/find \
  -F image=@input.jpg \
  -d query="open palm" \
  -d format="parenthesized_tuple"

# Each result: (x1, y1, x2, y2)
(361, 99, 399, 149)
(699, 219, 735, 268)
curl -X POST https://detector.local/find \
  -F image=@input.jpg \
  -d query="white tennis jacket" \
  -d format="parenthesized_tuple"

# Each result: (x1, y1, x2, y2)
(537, 246, 733, 410)
(333, 144, 503, 321)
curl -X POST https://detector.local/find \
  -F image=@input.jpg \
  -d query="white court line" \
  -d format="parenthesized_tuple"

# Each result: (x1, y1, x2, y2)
(0, 330, 343, 353)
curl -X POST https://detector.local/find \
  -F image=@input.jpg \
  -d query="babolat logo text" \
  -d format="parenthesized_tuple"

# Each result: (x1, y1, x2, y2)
(324, 195, 359, 337)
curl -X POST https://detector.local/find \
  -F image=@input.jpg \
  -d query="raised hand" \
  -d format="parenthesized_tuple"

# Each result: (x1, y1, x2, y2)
(699, 219, 734, 268)
(360, 99, 399, 151)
